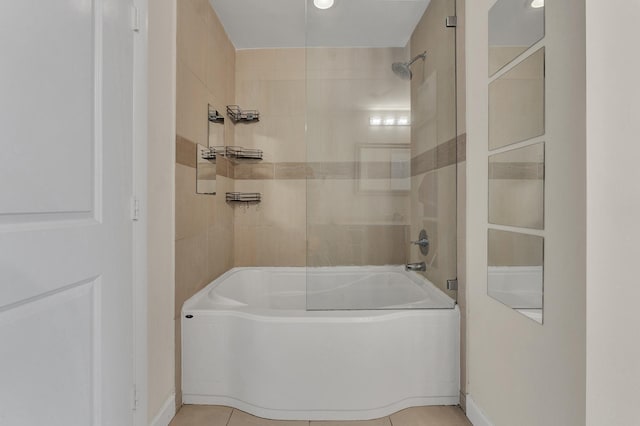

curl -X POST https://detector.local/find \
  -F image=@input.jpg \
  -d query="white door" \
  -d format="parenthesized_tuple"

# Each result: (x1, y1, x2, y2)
(0, 1, 135, 425)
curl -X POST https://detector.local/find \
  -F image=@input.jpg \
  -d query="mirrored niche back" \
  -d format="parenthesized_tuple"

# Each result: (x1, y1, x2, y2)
(487, 0, 545, 323)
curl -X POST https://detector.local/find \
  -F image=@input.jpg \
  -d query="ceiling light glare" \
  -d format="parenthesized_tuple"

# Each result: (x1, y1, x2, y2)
(383, 117, 396, 126)
(314, 0, 334, 10)
(397, 117, 410, 126)
(530, 0, 544, 8)
(369, 117, 382, 126)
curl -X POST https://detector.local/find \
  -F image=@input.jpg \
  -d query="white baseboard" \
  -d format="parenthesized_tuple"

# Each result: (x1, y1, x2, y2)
(150, 393, 176, 426)
(466, 395, 494, 426)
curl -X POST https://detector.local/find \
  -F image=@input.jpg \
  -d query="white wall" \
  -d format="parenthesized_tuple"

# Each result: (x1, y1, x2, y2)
(147, 0, 177, 422)
(465, 0, 586, 424)
(585, 1, 640, 424)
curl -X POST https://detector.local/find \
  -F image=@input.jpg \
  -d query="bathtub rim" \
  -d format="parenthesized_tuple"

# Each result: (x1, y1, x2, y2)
(182, 265, 458, 316)
(182, 304, 460, 321)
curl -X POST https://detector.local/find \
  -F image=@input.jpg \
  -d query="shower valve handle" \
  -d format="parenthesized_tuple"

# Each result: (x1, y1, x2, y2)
(411, 238, 429, 248)
(411, 229, 430, 256)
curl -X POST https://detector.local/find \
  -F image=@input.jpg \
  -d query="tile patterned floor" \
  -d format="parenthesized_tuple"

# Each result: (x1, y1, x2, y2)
(169, 405, 472, 426)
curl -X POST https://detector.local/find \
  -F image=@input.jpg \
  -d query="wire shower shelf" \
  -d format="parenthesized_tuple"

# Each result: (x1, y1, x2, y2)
(225, 192, 262, 203)
(226, 105, 260, 123)
(225, 146, 263, 160)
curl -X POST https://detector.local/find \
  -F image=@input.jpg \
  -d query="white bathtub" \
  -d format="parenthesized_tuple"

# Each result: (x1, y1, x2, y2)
(181, 266, 460, 420)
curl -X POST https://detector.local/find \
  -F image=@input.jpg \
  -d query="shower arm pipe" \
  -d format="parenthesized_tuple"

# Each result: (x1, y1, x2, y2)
(407, 51, 427, 66)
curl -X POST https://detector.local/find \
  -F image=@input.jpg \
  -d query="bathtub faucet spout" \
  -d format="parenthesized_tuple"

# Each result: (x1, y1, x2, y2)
(405, 262, 426, 272)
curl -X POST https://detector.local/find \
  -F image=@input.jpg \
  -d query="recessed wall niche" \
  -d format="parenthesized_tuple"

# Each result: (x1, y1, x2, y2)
(487, 0, 546, 324)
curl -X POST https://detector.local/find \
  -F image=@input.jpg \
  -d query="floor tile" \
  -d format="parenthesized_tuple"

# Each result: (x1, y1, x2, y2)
(227, 409, 309, 426)
(169, 405, 233, 426)
(311, 417, 391, 426)
(168, 405, 471, 426)
(389, 406, 471, 426)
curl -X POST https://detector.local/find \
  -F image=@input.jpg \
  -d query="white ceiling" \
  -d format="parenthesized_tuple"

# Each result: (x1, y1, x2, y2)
(208, 0, 431, 49)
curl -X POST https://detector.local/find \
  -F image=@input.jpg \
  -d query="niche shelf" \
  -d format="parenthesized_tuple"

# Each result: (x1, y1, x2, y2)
(226, 105, 260, 123)
(225, 192, 262, 203)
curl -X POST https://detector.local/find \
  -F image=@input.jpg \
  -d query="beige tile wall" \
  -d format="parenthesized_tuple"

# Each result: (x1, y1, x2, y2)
(233, 47, 411, 267)
(307, 224, 408, 266)
(233, 178, 306, 266)
(305, 47, 412, 266)
(175, 0, 235, 407)
(233, 49, 307, 266)
(220, 9, 462, 288)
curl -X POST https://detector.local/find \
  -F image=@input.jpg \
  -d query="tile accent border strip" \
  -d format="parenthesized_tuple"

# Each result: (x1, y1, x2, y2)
(489, 162, 544, 180)
(176, 133, 467, 179)
(411, 133, 467, 176)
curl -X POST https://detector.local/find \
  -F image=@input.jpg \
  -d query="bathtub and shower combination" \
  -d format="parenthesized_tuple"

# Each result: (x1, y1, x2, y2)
(181, 266, 460, 421)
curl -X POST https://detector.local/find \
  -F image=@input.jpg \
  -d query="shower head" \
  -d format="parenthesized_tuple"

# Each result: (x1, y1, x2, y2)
(392, 51, 427, 80)
(392, 62, 412, 80)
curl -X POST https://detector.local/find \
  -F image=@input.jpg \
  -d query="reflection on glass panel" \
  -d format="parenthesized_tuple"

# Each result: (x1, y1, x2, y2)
(305, 0, 458, 310)
(304, 47, 412, 272)
(489, 48, 545, 150)
(489, 0, 544, 76)
(489, 142, 544, 229)
(488, 229, 544, 324)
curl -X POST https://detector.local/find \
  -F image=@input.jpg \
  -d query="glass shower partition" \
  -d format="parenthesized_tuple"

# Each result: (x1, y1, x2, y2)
(305, 0, 458, 310)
